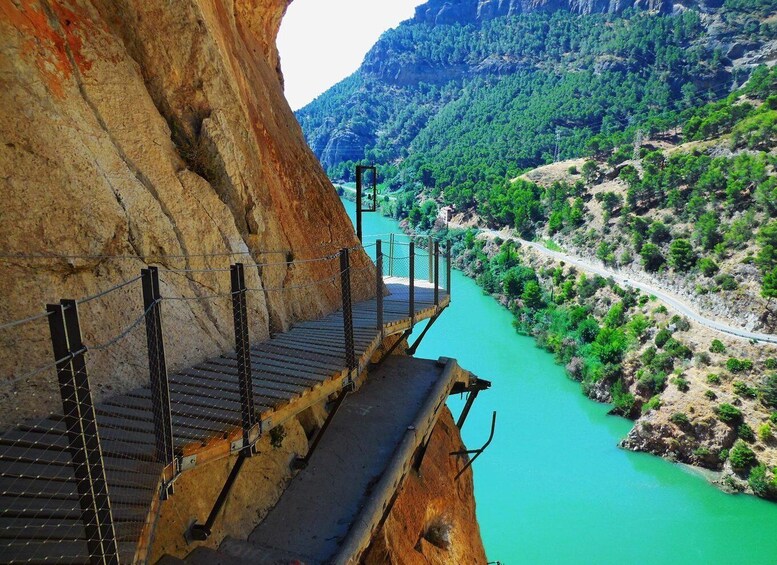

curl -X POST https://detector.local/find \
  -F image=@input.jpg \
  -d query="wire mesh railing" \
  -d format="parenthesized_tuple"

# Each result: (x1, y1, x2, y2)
(0, 239, 449, 564)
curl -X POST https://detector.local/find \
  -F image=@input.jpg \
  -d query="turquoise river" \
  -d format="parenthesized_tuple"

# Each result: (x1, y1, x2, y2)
(343, 198, 777, 564)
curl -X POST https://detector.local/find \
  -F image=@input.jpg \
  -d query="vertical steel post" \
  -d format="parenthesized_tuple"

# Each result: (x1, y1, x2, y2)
(388, 233, 395, 276)
(376, 240, 384, 339)
(446, 242, 452, 296)
(48, 301, 119, 565)
(434, 241, 440, 307)
(427, 236, 433, 283)
(356, 168, 363, 242)
(409, 242, 415, 328)
(340, 249, 356, 379)
(231, 263, 255, 448)
(142, 267, 175, 472)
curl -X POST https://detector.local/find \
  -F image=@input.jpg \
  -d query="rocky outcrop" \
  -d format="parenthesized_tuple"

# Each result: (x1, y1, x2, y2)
(412, 0, 673, 25)
(319, 125, 375, 170)
(361, 408, 488, 565)
(0, 0, 374, 425)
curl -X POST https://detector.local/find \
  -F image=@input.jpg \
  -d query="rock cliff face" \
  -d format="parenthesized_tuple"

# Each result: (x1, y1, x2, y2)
(361, 408, 488, 565)
(0, 0, 373, 424)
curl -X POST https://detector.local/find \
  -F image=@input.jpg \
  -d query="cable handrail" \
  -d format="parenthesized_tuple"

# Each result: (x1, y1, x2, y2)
(86, 302, 156, 352)
(77, 275, 143, 305)
(0, 249, 289, 261)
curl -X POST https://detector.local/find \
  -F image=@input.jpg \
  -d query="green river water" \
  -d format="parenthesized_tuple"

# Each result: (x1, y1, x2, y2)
(343, 198, 777, 564)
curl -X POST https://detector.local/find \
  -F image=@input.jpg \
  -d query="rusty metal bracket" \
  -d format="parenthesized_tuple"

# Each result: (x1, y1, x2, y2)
(450, 411, 496, 481)
(372, 328, 412, 367)
(455, 378, 491, 431)
(292, 387, 350, 470)
(405, 310, 442, 356)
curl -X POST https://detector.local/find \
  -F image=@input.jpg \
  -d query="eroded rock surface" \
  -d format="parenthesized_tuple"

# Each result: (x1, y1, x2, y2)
(0, 0, 373, 424)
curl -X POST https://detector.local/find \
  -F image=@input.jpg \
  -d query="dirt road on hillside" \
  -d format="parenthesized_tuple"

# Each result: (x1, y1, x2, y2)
(477, 228, 777, 344)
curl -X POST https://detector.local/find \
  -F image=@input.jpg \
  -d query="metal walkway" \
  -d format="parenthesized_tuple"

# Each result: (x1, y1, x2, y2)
(178, 356, 470, 565)
(0, 276, 449, 564)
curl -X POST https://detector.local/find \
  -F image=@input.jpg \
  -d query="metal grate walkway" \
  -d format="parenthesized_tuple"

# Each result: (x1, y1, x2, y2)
(0, 280, 448, 564)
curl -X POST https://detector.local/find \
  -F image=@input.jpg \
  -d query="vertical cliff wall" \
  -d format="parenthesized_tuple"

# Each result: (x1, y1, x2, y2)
(0, 0, 373, 423)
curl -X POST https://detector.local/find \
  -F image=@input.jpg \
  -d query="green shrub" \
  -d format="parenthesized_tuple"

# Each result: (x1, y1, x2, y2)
(693, 447, 712, 457)
(709, 339, 726, 354)
(758, 422, 772, 441)
(642, 395, 662, 413)
(670, 412, 691, 426)
(638, 371, 668, 396)
(748, 465, 771, 497)
(670, 315, 691, 332)
(706, 373, 722, 385)
(664, 338, 693, 360)
(729, 440, 757, 472)
(762, 374, 777, 408)
(655, 328, 673, 348)
(716, 403, 743, 424)
(697, 257, 719, 276)
(715, 273, 739, 291)
(611, 379, 635, 416)
(653, 305, 668, 314)
(764, 358, 777, 370)
(772, 412, 777, 424)
(650, 352, 676, 373)
(704, 389, 717, 400)
(577, 318, 601, 343)
(719, 449, 729, 462)
(641, 346, 657, 366)
(726, 358, 753, 373)
(733, 380, 758, 399)
(672, 376, 690, 392)
(738, 423, 756, 442)
(696, 352, 712, 366)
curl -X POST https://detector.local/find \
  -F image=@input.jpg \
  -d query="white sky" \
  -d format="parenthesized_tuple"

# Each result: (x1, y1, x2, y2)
(277, 0, 422, 111)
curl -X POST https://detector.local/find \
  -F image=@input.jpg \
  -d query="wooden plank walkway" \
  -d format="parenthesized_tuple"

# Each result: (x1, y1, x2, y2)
(0, 280, 449, 564)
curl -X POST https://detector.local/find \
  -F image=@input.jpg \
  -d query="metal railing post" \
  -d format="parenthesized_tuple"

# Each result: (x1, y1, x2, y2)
(446, 242, 452, 296)
(231, 263, 255, 449)
(340, 249, 356, 380)
(409, 242, 415, 328)
(434, 241, 440, 307)
(48, 301, 119, 565)
(427, 236, 433, 283)
(376, 240, 384, 340)
(389, 233, 395, 276)
(141, 267, 175, 477)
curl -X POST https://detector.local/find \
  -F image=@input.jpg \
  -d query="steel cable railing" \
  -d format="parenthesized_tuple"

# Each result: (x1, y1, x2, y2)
(0, 240, 449, 563)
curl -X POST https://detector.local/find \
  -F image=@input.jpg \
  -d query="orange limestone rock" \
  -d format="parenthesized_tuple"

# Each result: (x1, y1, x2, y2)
(362, 408, 488, 565)
(0, 0, 373, 423)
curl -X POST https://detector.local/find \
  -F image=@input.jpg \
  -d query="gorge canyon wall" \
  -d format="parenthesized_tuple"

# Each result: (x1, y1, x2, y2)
(0, 0, 374, 424)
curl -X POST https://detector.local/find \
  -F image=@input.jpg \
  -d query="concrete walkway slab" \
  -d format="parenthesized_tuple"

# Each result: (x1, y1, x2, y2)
(205, 356, 460, 565)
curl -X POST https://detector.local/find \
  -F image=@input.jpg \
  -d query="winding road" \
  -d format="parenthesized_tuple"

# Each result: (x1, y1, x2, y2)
(480, 228, 777, 344)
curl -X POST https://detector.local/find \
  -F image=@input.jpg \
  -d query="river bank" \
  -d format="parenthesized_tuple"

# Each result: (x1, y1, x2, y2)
(342, 197, 777, 564)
